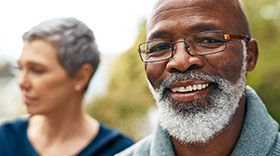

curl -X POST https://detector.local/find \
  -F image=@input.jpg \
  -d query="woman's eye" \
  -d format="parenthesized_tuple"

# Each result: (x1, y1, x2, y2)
(14, 65, 22, 71)
(31, 67, 45, 74)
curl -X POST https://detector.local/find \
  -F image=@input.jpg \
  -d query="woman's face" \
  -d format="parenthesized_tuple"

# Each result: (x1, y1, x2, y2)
(17, 39, 77, 115)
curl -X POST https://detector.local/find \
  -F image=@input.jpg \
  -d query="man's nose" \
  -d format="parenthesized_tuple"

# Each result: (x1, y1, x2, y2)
(17, 70, 31, 91)
(166, 41, 205, 73)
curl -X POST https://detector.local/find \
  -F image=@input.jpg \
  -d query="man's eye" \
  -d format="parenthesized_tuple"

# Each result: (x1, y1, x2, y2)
(149, 43, 171, 52)
(197, 38, 224, 44)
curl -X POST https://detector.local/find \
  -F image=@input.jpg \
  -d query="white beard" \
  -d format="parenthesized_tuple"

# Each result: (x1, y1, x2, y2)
(148, 41, 247, 144)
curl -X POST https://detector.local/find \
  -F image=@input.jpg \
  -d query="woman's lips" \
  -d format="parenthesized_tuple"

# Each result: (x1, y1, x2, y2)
(167, 80, 213, 102)
(24, 95, 37, 104)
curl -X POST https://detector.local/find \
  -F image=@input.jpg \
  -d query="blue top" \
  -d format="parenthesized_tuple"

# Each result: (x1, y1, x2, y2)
(0, 119, 133, 156)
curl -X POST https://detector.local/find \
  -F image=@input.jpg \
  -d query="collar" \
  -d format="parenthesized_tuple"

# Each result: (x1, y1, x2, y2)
(231, 86, 279, 155)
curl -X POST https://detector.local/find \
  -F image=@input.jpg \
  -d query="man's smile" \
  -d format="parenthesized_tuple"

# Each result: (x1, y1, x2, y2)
(170, 83, 209, 93)
(166, 80, 213, 102)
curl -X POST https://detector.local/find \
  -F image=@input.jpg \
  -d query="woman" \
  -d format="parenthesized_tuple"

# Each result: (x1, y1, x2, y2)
(0, 18, 133, 156)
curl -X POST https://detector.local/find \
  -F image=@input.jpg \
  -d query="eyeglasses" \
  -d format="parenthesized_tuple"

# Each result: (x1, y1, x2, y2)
(138, 30, 250, 63)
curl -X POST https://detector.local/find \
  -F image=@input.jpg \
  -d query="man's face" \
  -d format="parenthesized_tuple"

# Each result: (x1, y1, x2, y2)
(146, 0, 249, 143)
(146, 0, 246, 96)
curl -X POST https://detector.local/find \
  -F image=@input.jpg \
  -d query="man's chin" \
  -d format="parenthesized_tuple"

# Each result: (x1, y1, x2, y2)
(164, 96, 212, 116)
(158, 101, 233, 144)
(156, 83, 243, 144)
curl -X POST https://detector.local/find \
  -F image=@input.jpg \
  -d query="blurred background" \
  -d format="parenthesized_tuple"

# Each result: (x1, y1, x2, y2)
(0, 0, 279, 141)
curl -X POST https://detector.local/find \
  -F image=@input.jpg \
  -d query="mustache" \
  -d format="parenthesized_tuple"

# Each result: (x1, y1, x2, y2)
(156, 71, 223, 101)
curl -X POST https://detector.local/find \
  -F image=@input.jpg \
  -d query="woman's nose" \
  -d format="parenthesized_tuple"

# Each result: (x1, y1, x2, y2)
(17, 70, 31, 91)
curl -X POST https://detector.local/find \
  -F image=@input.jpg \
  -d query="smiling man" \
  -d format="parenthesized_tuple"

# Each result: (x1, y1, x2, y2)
(116, 0, 280, 155)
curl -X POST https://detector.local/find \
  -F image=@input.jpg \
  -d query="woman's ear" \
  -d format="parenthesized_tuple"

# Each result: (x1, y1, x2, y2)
(73, 63, 93, 91)
(246, 39, 259, 72)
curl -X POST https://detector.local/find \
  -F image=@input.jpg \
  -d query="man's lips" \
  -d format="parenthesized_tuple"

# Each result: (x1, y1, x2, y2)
(170, 83, 209, 93)
(166, 80, 213, 102)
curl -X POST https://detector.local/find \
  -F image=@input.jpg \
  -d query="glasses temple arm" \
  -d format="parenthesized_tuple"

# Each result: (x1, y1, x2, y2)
(224, 34, 251, 42)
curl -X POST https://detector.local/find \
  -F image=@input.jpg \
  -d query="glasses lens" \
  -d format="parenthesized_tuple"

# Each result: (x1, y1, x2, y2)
(139, 40, 172, 62)
(185, 31, 226, 55)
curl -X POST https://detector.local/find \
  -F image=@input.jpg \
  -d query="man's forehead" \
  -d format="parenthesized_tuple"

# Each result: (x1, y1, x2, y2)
(153, 0, 239, 11)
(147, 0, 247, 35)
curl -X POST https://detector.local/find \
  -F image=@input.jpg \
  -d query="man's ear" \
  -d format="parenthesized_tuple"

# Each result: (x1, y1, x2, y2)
(246, 39, 259, 72)
(73, 63, 93, 91)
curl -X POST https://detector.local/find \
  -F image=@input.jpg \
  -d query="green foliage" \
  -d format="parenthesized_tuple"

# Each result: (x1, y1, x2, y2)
(86, 21, 155, 140)
(244, 0, 280, 124)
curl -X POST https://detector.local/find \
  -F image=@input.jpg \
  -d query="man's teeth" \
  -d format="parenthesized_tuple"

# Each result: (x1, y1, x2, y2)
(171, 84, 209, 93)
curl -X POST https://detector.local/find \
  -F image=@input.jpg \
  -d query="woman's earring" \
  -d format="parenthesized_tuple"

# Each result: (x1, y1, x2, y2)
(75, 85, 81, 91)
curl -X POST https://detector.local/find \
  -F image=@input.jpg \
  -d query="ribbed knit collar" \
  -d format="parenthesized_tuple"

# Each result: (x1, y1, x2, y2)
(231, 86, 279, 155)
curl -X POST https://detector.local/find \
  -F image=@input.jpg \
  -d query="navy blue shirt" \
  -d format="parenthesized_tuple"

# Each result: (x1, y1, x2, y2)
(0, 120, 133, 156)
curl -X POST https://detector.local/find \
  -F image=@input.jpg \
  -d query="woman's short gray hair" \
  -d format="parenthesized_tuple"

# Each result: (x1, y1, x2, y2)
(22, 18, 100, 81)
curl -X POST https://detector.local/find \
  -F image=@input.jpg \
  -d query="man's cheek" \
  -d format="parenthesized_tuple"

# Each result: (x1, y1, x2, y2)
(218, 55, 243, 84)
(145, 64, 166, 89)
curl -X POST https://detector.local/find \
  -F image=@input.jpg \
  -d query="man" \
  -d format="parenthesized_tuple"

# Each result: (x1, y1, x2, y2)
(117, 0, 280, 155)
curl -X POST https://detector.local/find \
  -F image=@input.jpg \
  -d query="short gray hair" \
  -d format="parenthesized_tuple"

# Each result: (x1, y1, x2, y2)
(23, 18, 100, 82)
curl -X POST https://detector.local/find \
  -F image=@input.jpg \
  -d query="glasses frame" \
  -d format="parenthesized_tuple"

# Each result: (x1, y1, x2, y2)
(138, 30, 250, 63)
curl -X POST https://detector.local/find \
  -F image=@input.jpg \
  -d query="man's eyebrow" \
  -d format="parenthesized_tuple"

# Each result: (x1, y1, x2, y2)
(148, 24, 220, 40)
(148, 30, 171, 40)
(188, 23, 219, 32)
